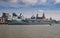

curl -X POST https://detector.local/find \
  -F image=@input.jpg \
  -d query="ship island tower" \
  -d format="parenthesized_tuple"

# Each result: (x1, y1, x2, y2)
(36, 13, 45, 19)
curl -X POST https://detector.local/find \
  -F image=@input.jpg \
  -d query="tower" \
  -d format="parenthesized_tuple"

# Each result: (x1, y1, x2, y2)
(42, 13, 45, 19)
(36, 13, 38, 19)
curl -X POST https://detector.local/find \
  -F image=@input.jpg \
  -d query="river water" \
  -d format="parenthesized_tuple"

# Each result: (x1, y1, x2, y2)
(0, 24, 60, 38)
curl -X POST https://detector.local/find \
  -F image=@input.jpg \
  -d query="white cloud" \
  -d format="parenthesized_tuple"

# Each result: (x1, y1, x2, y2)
(9, 0, 18, 3)
(0, 0, 49, 5)
(55, 0, 60, 3)
(38, 0, 47, 4)
(0, 0, 60, 7)
(22, 0, 37, 5)
(21, 0, 47, 5)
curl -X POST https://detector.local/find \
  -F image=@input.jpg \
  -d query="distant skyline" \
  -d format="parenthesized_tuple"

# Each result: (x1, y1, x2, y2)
(0, 0, 60, 20)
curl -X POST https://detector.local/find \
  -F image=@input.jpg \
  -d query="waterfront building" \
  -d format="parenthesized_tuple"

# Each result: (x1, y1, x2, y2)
(2, 13, 11, 23)
(0, 17, 5, 24)
(2, 13, 11, 18)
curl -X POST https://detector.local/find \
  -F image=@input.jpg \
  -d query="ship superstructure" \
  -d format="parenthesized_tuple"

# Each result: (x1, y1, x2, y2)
(7, 13, 56, 25)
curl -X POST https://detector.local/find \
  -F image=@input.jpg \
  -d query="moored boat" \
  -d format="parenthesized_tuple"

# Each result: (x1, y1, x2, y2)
(7, 13, 56, 25)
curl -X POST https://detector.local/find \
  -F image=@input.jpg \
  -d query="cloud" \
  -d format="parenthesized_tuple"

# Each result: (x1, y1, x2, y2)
(9, 0, 18, 3)
(21, 0, 47, 5)
(0, 0, 54, 5)
(38, 0, 47, 4)
(55, 0, 60, 3)
(0, 0, 19, 4)
(0, 0, 60, 9)
(21, 0, 37, 5)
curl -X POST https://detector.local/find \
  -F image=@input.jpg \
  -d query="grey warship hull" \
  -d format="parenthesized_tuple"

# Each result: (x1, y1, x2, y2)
(8, 22, 50, 25)
(6, 13, 56, 25)
(7, 20, 53, 25)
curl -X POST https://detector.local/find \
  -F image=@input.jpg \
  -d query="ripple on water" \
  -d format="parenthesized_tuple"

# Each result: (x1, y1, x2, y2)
(0, 24, 60, 38)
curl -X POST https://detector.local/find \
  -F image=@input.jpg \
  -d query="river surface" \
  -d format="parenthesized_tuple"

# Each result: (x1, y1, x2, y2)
(0, 24, 60, 38)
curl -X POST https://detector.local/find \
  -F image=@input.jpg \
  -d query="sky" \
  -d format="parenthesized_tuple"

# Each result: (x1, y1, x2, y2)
(0, 0, 60, 20)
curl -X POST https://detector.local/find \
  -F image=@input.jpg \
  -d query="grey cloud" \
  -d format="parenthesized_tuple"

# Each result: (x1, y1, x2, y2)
(0, 0, 59, 7)
(0, 0, 26, 5)
(0, 0, 9, 2)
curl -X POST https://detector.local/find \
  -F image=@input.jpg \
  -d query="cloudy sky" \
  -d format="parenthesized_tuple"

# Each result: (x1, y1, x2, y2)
(0, 0, 60, 20)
